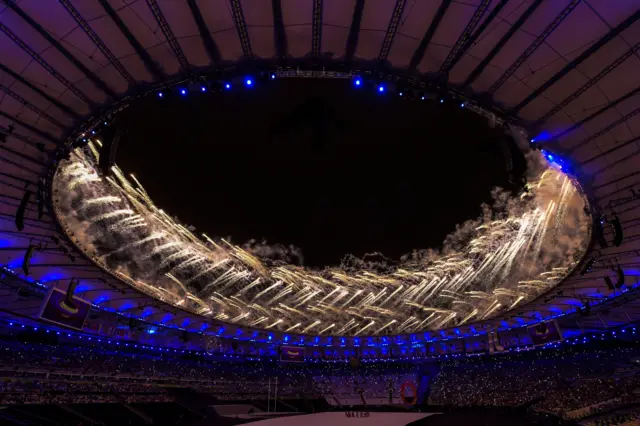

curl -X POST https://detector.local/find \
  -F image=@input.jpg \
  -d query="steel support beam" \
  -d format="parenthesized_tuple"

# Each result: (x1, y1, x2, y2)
(0, 22, 94, 107)
(581, 135, 640, 167)
(59, 0, 135, 87)
(463, 0, 543, 89)
(186, 0, 221, 65)
(271, 0, 288, 60)
(146, 0, 190, 72)
(510, 9, 640, 115)
(344, 0, 365, 62)
(568, 106, 640, 154)
(409, 0, 452, 71)
(0, 142, 46, 167)
(4, 1, 117, 99)
(312, 0, 323, 60)
(550, 87, 640, 143)
(0, 64, 81, 120)
(0, 83, 67, 130)
(0, 110, 61, 144)
(488, 0, 580, 95)
(377, 0, 406, 63)
(230, 0, 253, 59)
(0, 124, 53, 152)
(536, 43, 640, 125)
(99, 0, 165, 81)
(438, 0, 491, 77)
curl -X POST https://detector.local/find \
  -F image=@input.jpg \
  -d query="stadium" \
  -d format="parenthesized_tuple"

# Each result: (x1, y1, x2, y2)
(0, 0, 639, 425)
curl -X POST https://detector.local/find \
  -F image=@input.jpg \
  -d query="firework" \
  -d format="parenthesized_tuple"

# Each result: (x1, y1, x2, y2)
(51, 146, 590, 336)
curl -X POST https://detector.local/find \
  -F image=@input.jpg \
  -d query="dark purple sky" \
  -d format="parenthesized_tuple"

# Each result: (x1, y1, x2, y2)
(116, 79, 523, 267)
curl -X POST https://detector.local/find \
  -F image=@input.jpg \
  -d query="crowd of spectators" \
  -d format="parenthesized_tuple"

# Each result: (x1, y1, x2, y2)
(1, 332, 640, 424)
(428, 342, 640, 422)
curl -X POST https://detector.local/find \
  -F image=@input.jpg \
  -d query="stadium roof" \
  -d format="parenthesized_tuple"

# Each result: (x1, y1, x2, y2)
(0, 0, 639, 338)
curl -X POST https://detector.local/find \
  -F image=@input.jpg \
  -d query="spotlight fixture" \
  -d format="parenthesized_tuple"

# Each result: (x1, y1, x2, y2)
(378, 85, 385, 93)
(270, 73, 276, 80)
(180, 89, 187, 95)
(460, 103, 465, 108)
(354, 78, 362, 87)
(158, 92, 164, 98)
(440, 99, 444, 103)
(15, 190, 32, 231)
(201, 86, 207, 92)
(22, 244, 36, 276)
(611, 215, 623, 247)
(614, 266, 625, 288)
(61, 278, 80, 314)
(604, 276, 615, 291)
(245, 78, 253, 87)
(225, 83, 231, 90)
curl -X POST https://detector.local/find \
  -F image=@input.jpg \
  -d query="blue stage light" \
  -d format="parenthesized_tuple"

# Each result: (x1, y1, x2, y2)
(158, 92, 163, 98)
(245, 78, 253, 87)
(421, 96, 425, 100)
(378, 85, 385, 93)
(225, 83, 231, 90)
(354, 78, 362, 86)
(201, 86, 207, 92)
(399, 92, 403, 96)
(460, 102, 465, 107)
(180, 89, 187, 95)
(440, 99, 444, 103)
(270, 73, 276, 79)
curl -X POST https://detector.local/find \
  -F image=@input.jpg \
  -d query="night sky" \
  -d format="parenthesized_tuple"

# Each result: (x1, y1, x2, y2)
(116, 79, 521, 268)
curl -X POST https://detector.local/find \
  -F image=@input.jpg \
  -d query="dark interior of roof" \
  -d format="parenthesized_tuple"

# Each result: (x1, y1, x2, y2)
(115, 79, 526, 268)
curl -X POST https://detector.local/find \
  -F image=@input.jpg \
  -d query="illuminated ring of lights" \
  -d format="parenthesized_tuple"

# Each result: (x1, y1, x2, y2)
(400, 381, 417, 405)
(50, 78, 591, 338)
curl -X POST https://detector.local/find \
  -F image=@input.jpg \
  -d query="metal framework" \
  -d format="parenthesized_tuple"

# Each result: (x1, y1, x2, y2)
(581, 135, 640, 167)
(0, 22, 94, 107)
(98, 0, 165, 81)
(551, 87, 640, 143)
(311, 0, 323, 60)
(186, 0, 221, 65)
(510, 9, 640, 115)
(0, 110, 60, 144)
(488, 0, 581, 95)
(409, 0, 452, 71)
(3, 1, 117, 99)
(437, 0, 491, 77)
(344, 0, 365, 62)
(230, 0, 253, 60)
(568, 106, 640, 155)
(377, 0, 406, 63)
(272, 0, 288, 60)
(146, 0, 190, 73)
(463, 0, 543, 88)
(535, 42, 640, 125)
(0, 83, 67, 130)
(59, 0, 136, 87)
(0, 64, 81, 120)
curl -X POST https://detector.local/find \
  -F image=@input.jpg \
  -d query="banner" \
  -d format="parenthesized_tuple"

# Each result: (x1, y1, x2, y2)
(528, 320, 563, 345)
(280, 345, 305, 362)
(39, 288, 91, 331)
